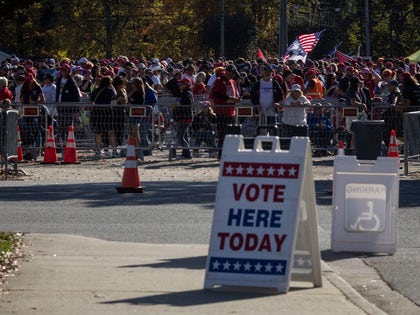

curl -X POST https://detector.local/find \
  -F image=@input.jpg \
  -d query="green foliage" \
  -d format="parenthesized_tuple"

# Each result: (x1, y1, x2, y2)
(0, 0, 418, 61)
(0, 232, 15, 255)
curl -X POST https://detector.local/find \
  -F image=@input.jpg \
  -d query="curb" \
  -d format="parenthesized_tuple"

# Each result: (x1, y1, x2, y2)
(321, 261, 387, 315)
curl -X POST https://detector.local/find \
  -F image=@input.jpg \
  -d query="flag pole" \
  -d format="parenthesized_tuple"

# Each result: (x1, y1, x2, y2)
(279, 0, 288, 58)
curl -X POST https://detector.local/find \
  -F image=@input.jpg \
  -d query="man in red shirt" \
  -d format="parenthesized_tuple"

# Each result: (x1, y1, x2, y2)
(209, 64, 241, 159)
(283, 69, 304, 91)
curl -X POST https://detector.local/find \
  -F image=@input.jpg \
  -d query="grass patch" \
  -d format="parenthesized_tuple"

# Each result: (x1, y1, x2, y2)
(0, 232, 16, 255)
(0, 232, 24, 277)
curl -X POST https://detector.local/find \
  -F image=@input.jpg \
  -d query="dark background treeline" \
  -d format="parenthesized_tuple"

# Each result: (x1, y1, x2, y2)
(0, 0, 418, 61)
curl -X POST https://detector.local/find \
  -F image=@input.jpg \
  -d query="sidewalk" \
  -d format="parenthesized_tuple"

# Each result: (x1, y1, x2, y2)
(1, 234, 386, 315)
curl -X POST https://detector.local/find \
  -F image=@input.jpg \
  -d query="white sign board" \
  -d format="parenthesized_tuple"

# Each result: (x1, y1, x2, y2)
(204, 135, 322, 293)
(331, 156, 399, 254)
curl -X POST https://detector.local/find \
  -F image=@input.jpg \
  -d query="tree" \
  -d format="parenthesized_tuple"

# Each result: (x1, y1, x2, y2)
(0, 0, 418, 61)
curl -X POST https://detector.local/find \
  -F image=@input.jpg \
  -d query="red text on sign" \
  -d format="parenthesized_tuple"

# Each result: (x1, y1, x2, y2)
(233, 183, 285, 203)
(217, 232, 287, 252)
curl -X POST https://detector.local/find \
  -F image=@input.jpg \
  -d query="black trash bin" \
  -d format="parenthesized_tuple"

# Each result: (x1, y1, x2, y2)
(351, 120, 384, 160)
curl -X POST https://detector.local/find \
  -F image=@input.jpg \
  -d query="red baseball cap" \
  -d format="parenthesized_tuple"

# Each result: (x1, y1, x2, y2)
(178, 77, 192, 86)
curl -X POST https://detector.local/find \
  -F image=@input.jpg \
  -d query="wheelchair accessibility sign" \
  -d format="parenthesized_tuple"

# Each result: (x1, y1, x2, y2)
(331, 156, 399, 254)
(345, 183, 386, 232)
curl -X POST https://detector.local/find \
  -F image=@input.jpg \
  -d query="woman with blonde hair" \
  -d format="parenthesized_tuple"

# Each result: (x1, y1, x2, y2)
(206, 66, 225, 93)
(193, 71, 207, 96)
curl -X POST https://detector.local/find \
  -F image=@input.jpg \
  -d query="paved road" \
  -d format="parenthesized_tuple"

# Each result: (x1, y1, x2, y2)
(0, 176, 419, 314)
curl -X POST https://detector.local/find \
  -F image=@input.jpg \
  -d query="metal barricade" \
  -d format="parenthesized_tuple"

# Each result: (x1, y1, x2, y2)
(1, 109, 20, 179)
(403, 110, 420, 175)
(9, 99, 413, 163)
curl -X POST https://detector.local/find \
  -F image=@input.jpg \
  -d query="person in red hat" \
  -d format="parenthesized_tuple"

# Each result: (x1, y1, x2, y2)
(171, 77, 194, 159)
(209, 64, 241, 159)
(19, 72, 47, 160)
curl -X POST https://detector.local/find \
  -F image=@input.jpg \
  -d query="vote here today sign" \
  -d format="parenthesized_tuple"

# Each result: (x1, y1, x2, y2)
(204, 135, 311, 292)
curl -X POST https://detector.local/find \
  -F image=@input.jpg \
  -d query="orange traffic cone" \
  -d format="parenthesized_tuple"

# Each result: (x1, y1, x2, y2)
(337, 140, 345, 156)
(16, 126, 24, 162)
(387, 129, 399, 158)
(42, 125, 59, 164)
(116, 137, 144, 193)
(62, 125, 80, 164)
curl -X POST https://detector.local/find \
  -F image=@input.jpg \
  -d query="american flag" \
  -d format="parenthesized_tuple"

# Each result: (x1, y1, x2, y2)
(335, 50, 354, 63)
(298, 29, 325, 54)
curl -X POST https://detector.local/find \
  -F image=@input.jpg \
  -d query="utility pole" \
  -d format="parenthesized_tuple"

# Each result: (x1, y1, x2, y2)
(220, 0, 225, 58)
(104, 0, 112, 58)
(279, 0, 288, 58)
(364, 0, 371, 57)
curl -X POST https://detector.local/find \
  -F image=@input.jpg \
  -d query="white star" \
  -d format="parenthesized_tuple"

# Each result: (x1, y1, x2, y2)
(243, 262, 252, 271)
(212, 260, 220, 270)
(236, 165, 244, 175)
(233, 261, 241, 271)
(288, 167, 297, 177)
(265, 263, 273, 272)
(225, 164, 233, 174)
(223, 260, 231, 270)
(276, 263, 284, 273)
(256, 166, 265, 175)
(254, 262, 262, 272)
(296, 257, 305, 267)
(246, 165, 255, 175)
(277, 167, 285, 176)
(267, 166, 275, 176)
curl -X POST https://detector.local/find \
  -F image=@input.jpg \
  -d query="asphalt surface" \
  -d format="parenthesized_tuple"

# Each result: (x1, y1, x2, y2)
(0, 152, 419, 314)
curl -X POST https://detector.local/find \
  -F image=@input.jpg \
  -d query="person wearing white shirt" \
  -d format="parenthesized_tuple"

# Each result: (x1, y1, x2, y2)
(13, 75, 25, 103)
(41, 73, 58, 117)
(282, 84, 311, 137)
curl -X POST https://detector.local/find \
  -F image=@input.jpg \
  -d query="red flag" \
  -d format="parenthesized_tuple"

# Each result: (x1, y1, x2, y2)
(335, 50, 354, 63)
(257, 48, 266, 62)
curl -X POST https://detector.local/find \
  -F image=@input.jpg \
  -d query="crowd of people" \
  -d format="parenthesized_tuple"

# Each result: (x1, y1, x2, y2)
(0, 53, 419, 160)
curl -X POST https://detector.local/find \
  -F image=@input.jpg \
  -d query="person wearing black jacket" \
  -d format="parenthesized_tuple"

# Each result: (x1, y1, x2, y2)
(55, 62, 80, 144)
(250, 64, 284, 126)
(171, 77, 194, 159)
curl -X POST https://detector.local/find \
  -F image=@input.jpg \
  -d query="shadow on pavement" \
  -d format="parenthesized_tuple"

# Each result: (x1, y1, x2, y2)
(321, 249, 390, 263)
(0, 181, 218, 208)
(100, 287, 278, 307)
(118, 255, 207, 270)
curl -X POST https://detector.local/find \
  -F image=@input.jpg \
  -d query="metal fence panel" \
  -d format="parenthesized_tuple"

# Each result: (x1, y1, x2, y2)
(3, 99, 420, 167)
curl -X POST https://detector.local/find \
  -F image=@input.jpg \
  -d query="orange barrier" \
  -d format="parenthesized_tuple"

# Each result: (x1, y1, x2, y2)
(116, 137, 144, 193)
(42, 125, 59, 164)
(62, 125, 80, 164)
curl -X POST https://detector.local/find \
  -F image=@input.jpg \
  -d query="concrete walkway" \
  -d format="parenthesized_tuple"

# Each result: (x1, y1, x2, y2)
(0, 234, 387, 315)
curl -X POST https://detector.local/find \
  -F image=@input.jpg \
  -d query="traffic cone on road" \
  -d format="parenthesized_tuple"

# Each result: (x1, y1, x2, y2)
(16, 126, 24, 162)
(116, 137, 144, 193)
(62, 125, 80, 164)
(42, 125, 59, 164)
(337, 140, 345, 156)
(387, 130, 399, 158)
